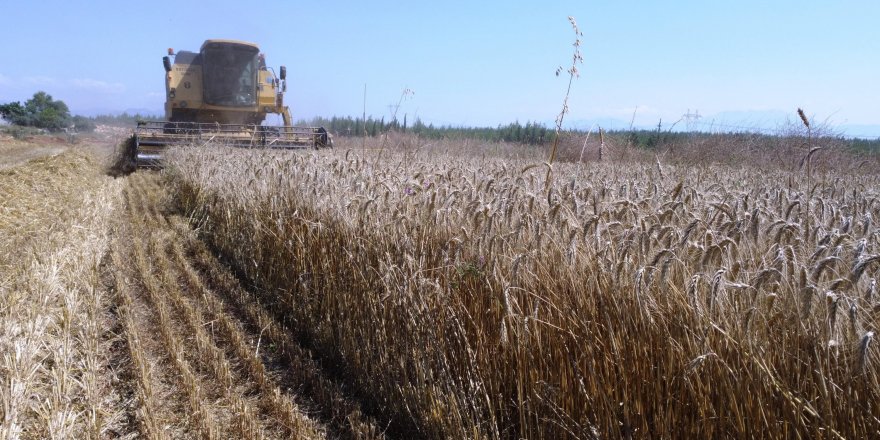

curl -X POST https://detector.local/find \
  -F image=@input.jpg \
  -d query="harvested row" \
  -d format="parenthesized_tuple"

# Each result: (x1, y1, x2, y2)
(111, 171, 327, 439)
(0, 152, 125, 439)
(0, 147, 385, 438)
(167, 145, 880, 439)
(168, 221, 387, 439)
(113, 179, 213, 438)
(111, 243, 168, 440)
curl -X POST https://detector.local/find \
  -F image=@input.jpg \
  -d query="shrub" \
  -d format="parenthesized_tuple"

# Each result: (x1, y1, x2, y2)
(1, 125, 42, 140)
(71, 115, 96, 133)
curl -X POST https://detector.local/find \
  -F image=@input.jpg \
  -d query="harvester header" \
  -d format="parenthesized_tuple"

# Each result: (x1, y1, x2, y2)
(135, 39, 331, 166)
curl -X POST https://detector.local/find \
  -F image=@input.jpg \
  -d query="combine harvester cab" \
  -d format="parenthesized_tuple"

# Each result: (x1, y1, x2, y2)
(135, 39, 331, 167)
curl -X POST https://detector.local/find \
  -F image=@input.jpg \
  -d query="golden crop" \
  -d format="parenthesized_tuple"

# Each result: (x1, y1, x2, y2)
(3, 136, 877, 438)
(167, 144, 880, 438)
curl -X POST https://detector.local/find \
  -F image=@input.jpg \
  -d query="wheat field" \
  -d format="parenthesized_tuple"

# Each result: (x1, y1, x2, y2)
(164, 141, 880, 438)
(1, 135, 878, 439)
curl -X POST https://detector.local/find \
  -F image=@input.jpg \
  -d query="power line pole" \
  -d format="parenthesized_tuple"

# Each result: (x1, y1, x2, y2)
(683, 109, 702, 131)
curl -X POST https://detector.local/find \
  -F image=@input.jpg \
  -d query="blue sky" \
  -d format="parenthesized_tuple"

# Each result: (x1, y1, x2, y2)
(1, 1, 878, 136)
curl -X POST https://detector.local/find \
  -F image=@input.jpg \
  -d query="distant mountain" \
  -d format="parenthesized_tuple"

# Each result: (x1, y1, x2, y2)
(669, 110, 880, 139)
(709, 110, 790, 125)
(836, 124, 880, 139)
(556, 117, 634, 132)
(562, 110, 879, 139)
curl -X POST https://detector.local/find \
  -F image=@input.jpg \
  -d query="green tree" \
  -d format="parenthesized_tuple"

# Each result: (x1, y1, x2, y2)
(26, 91, 71, 131)
(0, 101, 27, 125)
(0, 91, 71, 131)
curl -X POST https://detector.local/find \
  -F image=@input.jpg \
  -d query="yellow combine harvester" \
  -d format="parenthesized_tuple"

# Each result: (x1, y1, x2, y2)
(135, 39, 331, 166)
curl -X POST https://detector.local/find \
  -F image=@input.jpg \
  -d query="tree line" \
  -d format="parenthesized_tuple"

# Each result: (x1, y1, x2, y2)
(303, 115, 880, 153)
(300, 116, 552, 145)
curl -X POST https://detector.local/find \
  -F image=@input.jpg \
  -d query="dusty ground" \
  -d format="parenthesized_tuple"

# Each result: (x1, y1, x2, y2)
(0, 125, 129, 169)
(0, 133, 68, 169)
